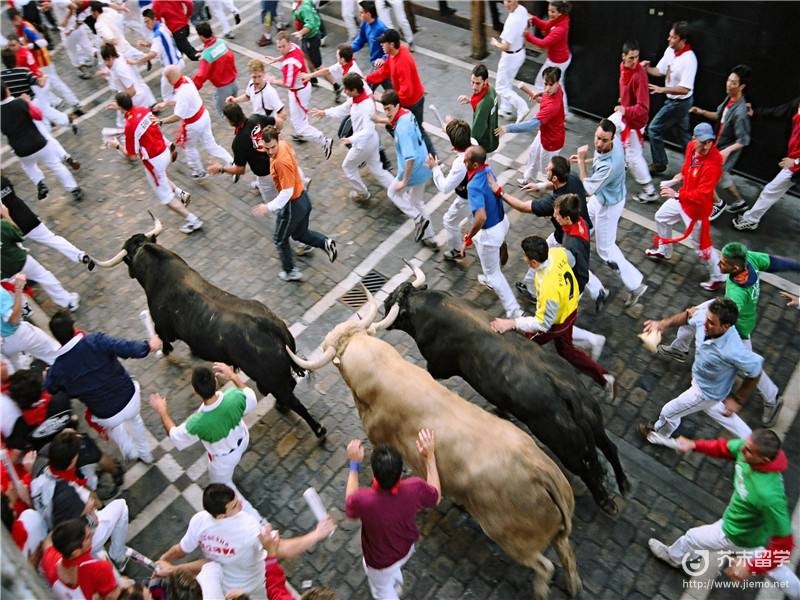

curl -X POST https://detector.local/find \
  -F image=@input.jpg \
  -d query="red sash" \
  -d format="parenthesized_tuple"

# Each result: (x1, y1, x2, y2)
(175, 105, 207, 149)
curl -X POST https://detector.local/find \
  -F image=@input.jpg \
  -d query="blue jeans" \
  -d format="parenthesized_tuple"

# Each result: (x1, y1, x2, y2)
(647, 97, 693, 168)
(260, 0, 278, 26)
(273, 191, 327, 271)
(214, 82, 238, 117)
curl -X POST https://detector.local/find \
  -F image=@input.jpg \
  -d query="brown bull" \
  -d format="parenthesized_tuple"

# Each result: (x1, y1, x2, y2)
(289, 291, 582, 599)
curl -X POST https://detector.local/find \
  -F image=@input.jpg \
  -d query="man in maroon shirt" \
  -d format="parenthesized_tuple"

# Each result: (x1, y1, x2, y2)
(152, 0, 198, 61)
(345, 429, 441, 599)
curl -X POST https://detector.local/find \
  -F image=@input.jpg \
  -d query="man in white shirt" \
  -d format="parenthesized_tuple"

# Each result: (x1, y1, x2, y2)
(310, 72, 393, 202)
(490, 0, 529, 122)
(91, 1, 143, 60)
(155, 65, 233, 180)
(226, 58, 285, 126)
(100, 42, 156, 127)
(50, 0, 95, 78)
(156, 483, 335, 600)
(642, 20, 698, 174)
(149, 362, 259, 516)
(130, 9, 186, 101)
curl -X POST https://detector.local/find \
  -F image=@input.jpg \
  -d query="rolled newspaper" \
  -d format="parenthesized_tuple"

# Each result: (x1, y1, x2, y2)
(139, 310, 163, 358)
(302, 487, 328, 523)
(428, 104, 445, 128)
(638, 329, 662, 354)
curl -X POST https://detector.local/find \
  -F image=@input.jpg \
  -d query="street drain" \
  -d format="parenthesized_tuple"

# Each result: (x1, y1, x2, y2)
(340, 270, 388, 309)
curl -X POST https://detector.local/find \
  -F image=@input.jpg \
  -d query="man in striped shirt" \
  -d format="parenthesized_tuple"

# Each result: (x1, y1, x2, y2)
(131, 9, 186, 102)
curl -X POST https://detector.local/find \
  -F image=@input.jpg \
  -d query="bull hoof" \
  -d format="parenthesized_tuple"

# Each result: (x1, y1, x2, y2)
(313, 425, 327, 441)
(274, 400, 290, 414)
(620, 479, 633, 497)
(600, 494, 625, 516)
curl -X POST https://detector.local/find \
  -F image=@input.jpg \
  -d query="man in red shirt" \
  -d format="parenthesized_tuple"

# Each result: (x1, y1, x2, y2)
(612, 40, 658, 204)
(366, 28, 435, 156)
(646, 122, 726, 290)
(345, 429, 441, 599)
(107, 92, 203, 234)
(527, 1, 572, 113)
(152, 0, 199, 61)
(41, 518, 125, 599)
(192, 21, 238, 116)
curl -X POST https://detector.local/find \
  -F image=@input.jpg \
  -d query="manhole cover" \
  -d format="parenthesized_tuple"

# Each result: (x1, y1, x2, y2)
(340, 270, 388, 309)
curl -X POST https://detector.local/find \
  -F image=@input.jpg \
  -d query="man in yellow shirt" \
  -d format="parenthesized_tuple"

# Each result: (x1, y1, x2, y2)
(491, 235, 615, 399)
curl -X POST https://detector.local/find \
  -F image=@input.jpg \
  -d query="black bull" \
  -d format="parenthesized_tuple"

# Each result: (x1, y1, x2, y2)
(384, 283, 630, 514)
(116, 233, 326, 439)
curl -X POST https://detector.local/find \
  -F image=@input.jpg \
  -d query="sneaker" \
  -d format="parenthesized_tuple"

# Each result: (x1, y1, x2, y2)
(761, 397, 783, 427)
(516, 177, 530, 187)
(37, 180, 49, 200)
(320, 35, 327, 47)
(699, 279, 725, 292)
(137, 453, 154, 465)
(65, 156, 81, 171)
(638, 421, 655, 438)
(514, 281, 534, 301)
(709, 201, 726, 221)
(169, 143, 178, 162)
(224, 32, 236, 40)
(177, 189, 191, 206)
(413, 216, 430, 243)
(633, 189, 659, 204)
(477, 274, 493, 290)
(732, 215, 759, 231)
(291, 134, 307, 144)
(648, 539, 680, 568)
(293, 244, 314, 256)
(111, 553, 130, 574)
(191, 171, 209, 181)
(725, 199, 748, 214)
(67, 293, 80, 312)
(257, 34, 272, 46)
(80, 253, 96, 271)
(645, 248, 670, 261)
(420, 238, 439, 250)
(648, 163, 667, 175)
(179, 218, 203, 234)
(70, 188, 84, 202)
(322, 137, 333, 160)
(324, 238, 337, 263)
(278, 269, 303, 282)
(656, 344, 689, 363)
(303, 176, 312, 190)
(595, 289, 607, 313)
(624, 283, 648, 307)
(250, 180, 259, 190)
(71, 105, 85, 117)
(69, 115, 78, 135)
(589, 334, 606, 362)
(603, 373, 616, 402)
(234, 12, 241, 24)
(442, 248, 462, 261)
(348, 190, 371, 202)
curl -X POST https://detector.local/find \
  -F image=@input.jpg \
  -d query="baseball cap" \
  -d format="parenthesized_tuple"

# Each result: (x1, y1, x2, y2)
(693, 122, 715, 142)
(378, 29, 400, 45)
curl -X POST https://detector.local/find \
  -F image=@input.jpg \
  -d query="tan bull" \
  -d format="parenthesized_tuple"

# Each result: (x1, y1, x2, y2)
(289, 290, 582, 599)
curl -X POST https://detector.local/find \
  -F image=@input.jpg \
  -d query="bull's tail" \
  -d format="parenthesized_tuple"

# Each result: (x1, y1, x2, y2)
(289, 359, 307, 380)
(542, 468, 582, 598)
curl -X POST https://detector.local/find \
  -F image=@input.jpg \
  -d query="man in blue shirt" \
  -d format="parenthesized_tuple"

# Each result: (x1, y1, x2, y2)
(461, 145, 522, 318)
(381, 90, 436, 247)
(352, 1, 391, 91)
(572, 119, 647, 307)
(640, 297, 761, 441)
(45, 310, 162, 464)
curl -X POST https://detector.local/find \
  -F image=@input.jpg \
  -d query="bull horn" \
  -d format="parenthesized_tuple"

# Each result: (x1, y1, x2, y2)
(144, 210, 163, 238)
(286, 345, 336, 371)
(403, 258, 426, 288)
(369, 303, 400, 334)
(93, 249, 127, 268)
(355, 285, 379, 329)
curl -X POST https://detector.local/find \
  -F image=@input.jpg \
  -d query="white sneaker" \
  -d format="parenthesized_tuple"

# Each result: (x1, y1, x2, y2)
(249, 180, 259, 190)
(477, 274, 493, 290)
(278, 269, 303, 282)
(190, 171, 209, 181)
(176, 189, 191, 207)
(348, 190, 371, 202)
(293, 243, 314, 256)
(603, 374, 616, 402)
(179, 218, 203, 234)
(516, 177, 530, 187)
(322, 137, 333, 160)
(590, 334, 606, 361)
(648, 538, 680, 568)
(67, 293, 80, 312)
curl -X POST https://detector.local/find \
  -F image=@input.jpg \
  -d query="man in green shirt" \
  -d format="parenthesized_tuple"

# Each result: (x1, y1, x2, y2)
(149, 362, 259, 516)
(657, 242, 800, 426)
(649, 430, 799, 596)
(1, 219, 79, 311)
(456, 63, 499, 153)
(293, 0, 323, 85)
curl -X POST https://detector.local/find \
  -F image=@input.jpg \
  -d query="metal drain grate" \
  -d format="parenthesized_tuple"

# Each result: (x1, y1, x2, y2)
(339, 270, 388, 309)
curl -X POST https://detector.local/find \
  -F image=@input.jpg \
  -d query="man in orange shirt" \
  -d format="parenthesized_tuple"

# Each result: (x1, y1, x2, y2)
(252, 126, 337, 282)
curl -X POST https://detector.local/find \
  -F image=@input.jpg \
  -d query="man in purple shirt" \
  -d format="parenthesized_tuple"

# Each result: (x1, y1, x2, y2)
(345, 429, 441, 599)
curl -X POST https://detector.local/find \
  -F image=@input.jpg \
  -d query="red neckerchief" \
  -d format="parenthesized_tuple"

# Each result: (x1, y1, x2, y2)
(61, 549, 92, 569)
(21, 392, 52, 426)
(620, 62, 635, 85)
(731, 267, 749, 286)
(674, 42, 692, 57)
(341, 60, 354, 76)
(372, 477, 399, 495)
(470, 83, 489, 112)
(389, 107, 409, 127)
(173, 76, 190, 90)
(352, 90, 369, 104)
(466, 163, 489, 181)
(202, 37, 217, 48)
(561, 217, 590, 242)
(49, 466, 88, 488)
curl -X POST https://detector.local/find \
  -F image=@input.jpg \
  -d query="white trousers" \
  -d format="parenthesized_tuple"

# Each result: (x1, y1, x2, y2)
(206, 428, 258, 517)
(653, 198, 724, 281)
(341, 0, 359, 40)
(742, 168, 796, 224)
(495, 49, 527, 117)
(522, 134, 559, 182)
(20, 255, 73, 307)
(387, 181, 435, 239)
(92, 381, 153, 462)
(144, 148, 178, 205)
(255, 174, 277, 203)
(342, 132, 394, 195)
(288, 86, 326, 145)
(443, 196, 470, 251)
(92, 499, 129, 563)
(208, 0, 237, 35)
(586, 195, 644, 292)
(26, 222, 84, 263)
(364, 545, 414, 600)
(653, 381, 752, 439)
(622, 131, 651, 186)
(375, 0, 413, 43)
(32, 96, 69, 128)
(533, 55, 571, 112)
(42, 64, 79, 107)
(667, 519, 800, 599)
(19, 141, 78, 191)
(1, 321, 60, 367)
(183, 112, 233, 173)
(61, 25, 95, 67)
(475, 216, 521, 318)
